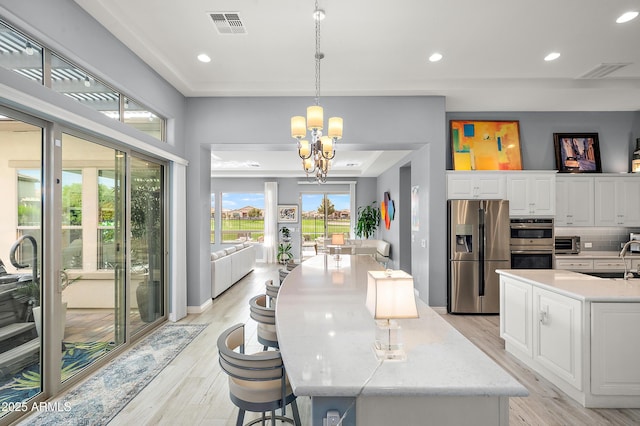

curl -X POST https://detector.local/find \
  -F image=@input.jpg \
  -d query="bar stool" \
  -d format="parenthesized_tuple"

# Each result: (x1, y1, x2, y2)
(265, 279, 280, 307)
(249, 294, 278, 350)
(217, 323, 301, 426)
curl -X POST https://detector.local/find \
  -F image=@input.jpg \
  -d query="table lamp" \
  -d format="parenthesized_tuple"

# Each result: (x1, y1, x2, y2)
(366, 270, 419, 360)
(331, 233, 345, 262)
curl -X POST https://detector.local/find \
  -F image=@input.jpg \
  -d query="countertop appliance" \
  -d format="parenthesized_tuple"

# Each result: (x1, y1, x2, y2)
(447, 199, 510, 314)
(555, 235, 580, 254)
(630, 233, 640, 253)
(510, 218, 554, 269)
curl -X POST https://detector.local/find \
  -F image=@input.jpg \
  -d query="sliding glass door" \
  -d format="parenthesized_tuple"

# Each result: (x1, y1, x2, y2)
(301, 192, 351, 255)
(0, 106, 167, 422)
(0, 112, 44, 409)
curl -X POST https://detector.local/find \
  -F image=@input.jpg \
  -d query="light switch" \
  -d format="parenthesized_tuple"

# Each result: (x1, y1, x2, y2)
(421, 239, 426, 248)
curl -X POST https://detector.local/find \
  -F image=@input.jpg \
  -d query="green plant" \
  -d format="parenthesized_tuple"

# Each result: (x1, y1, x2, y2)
(277, 243, 293, 264)
(355, 202, 380, 239)
(14, 270, 81, 308)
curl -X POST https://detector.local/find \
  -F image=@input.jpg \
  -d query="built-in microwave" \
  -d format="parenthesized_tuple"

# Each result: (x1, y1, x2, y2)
(555, 236, 581, 254)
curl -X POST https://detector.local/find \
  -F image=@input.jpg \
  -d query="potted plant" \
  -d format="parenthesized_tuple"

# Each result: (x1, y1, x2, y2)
(355, 201, 381, 239)
(277, 243, 293, 264)
(280, 227, 291, 242)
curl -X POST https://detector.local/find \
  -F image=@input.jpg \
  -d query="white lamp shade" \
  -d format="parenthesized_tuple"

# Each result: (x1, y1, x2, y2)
(321, 136, 333, 155)
(366, 270, 419, 320)
(303, 158, 314, 172)
(331, 233, 345, 245)
(291, 116, 306, 139)
(299, 140, 311, 158)
(328, 117, 343, 139)
(307, 105, 324, 130)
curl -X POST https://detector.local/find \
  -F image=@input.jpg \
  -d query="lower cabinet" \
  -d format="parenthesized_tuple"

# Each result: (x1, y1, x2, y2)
(533, 287, 582, 390)
(500, 277, 532, 356)
(501, 277, 583, 391)
(591, 303, 640, 396)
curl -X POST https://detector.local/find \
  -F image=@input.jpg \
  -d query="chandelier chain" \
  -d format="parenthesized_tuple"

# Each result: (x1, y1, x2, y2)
(314, 0, 321, 106)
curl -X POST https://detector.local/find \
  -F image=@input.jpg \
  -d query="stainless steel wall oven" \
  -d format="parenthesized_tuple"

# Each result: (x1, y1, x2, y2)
(509, 218, 554, 269)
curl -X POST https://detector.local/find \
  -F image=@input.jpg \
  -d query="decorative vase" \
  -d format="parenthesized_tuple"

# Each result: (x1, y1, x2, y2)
(33, 302, 67, 338)
(136, 280, 160, 323)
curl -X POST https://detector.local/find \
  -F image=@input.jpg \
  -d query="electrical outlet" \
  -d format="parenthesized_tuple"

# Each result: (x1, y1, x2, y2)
(584, 242, 592, 248)
(326, 410, 340, 426)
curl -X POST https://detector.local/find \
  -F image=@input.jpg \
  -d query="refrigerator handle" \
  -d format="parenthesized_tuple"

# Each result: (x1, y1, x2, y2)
(478, 203, 485, 297)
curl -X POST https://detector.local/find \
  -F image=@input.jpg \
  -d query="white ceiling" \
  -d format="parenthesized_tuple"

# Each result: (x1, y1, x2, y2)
(73, 0, 640, 177)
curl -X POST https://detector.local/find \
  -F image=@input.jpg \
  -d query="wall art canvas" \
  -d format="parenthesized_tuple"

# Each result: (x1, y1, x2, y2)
(380, 192, 395, 230)
(450, 120, 522, 170)
(553, 133, 602, 173)
(277, 205, 298, 223)
(411, 186, 419, 231)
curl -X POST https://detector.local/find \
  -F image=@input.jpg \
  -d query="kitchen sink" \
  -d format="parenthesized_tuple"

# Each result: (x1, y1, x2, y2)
(582, 271, 637, 279)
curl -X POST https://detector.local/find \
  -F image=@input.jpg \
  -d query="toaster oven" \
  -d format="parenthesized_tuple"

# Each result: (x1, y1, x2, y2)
(555, 236, 580, 254)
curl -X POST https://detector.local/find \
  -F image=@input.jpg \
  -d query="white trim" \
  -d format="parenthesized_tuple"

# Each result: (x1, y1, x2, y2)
(297, 180, 357, 185)
(187, 298, 213, 314)
(169, 163, 188, 322)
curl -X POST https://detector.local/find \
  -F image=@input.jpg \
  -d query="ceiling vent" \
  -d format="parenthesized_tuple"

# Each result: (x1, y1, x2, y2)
(209, 12, 246, 35)
(577, 63, 631, 79)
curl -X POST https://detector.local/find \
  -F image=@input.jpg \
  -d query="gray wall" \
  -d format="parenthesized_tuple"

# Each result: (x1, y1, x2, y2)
(447, 112, 640, 173)
(187, 96, 447, 307)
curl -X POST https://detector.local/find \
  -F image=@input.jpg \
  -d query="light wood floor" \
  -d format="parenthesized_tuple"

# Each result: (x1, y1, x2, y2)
(88, 263, 640, 425)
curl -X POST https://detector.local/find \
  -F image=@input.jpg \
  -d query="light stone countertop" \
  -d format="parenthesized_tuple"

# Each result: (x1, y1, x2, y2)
(276, 255, 528, 398)
(497, 269, 640, 302)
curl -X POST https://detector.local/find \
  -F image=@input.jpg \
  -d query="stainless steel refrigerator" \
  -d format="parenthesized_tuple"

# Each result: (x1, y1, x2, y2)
(447, 199, 510, 314)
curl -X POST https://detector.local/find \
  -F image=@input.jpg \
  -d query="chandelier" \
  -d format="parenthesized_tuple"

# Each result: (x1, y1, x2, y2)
(290, 0, 343, 183)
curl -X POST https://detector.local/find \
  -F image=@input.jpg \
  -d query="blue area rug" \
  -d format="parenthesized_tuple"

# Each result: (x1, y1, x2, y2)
(15, 323, 206, 425)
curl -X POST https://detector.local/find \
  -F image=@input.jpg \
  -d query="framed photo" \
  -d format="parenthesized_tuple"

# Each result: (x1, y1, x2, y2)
(277, 205, 298, 223)
(450, 120, 522, 170)
(553, 133, 602, 173)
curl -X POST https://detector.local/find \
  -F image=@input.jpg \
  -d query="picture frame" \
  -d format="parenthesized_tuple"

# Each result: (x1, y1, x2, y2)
(277, 205, 298, 223)
(450, 120, 523, 170)
(553, 133, 602, 173)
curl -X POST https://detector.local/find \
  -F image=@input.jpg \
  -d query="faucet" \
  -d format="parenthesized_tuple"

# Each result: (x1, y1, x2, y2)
(619, 240, 637, 279)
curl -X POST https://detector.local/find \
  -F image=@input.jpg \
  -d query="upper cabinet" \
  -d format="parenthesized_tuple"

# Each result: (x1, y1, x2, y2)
(506, 173, 556, 217)
(446, 171, 506, 199)
(447, 171, 556, 216)
(556, 176, 594, 226)
(594, 177, 640, 226)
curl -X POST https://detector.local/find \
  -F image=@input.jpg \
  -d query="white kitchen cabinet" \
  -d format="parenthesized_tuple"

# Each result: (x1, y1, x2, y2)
(507, 172, 556, 216)
(593, 258, 627, 271)
(555, 258, 594, 271)
(591, 303, 640, 395)
(594, 177, 640, 226)
(532, 287, 582, 390)
(500, 276, 532, 356)
(446, 171, 505, 199)
(555, 176, 594, 226)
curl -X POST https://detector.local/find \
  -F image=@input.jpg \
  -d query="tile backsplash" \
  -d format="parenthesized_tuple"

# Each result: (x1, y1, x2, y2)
(555, 227, 640, 252)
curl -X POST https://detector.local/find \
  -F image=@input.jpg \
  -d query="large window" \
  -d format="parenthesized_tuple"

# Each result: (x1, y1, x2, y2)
(221, 193, 264, 243)
(301, 193, 351, 242)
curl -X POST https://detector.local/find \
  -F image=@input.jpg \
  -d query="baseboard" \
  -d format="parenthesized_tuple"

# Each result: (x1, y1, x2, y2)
(431, 306, 448, 314)
(187, 298, 213, 314)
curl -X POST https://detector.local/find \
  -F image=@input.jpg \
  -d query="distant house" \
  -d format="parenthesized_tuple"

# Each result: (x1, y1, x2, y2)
(223, 206, 263, 219)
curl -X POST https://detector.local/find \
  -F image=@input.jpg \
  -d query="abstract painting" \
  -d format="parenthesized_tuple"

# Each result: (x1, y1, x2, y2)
(450, 120, 522, 170)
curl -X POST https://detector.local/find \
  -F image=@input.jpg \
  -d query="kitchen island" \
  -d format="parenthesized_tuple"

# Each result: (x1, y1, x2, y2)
(497, 268, 640, 408)
(276, 255, 528, 426)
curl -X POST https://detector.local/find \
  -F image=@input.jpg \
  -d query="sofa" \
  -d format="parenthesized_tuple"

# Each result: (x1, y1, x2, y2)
(347, 239, 390, 266)
(211, 242, 256, 298)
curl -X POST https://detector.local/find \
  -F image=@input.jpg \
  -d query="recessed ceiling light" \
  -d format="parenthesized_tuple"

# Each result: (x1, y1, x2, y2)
(544, 52, 561, 61)
(197, 53, 211, 63)
(429, 52, 443, 62)
(616, 11, 638, 23)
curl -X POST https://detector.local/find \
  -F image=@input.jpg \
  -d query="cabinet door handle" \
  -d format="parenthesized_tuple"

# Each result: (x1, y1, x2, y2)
(539, 307, 549, 325)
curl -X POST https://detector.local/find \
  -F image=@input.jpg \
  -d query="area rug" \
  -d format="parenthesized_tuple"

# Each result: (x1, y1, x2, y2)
(13, 323, 206, 426)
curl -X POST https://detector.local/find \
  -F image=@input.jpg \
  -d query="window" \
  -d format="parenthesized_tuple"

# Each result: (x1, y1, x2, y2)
(98, 170, 116, 269)
(1, 19, 167, 142)
(301, 192, 351, 242)
(210, 193, 215, 243)
(61, 170, 83, 269)
(221, 192, 264, 243)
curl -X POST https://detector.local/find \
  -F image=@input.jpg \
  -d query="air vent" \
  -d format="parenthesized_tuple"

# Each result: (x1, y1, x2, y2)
(577, 63, 631, 79)
(209, 12, 246, 35)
